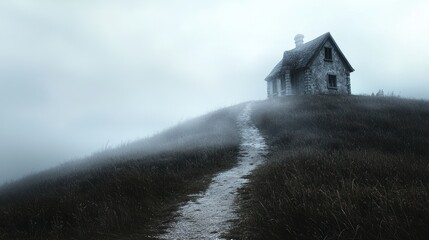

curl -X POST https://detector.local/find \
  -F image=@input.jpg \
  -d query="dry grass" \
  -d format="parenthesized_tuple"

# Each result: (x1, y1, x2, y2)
(0, 104, 244, 240)
(235, 95, 429, 240)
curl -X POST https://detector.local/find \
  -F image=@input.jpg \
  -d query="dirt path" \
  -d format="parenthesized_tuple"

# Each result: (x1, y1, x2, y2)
(159, 103, 267, 240)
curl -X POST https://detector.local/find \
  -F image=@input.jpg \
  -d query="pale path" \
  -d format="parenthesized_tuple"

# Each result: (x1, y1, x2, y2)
(159, 103, 268, 240)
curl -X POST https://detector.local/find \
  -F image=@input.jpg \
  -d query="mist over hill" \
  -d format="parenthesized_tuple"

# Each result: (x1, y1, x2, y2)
(2, 95, 429, 240)
(0, 104, 245, 239)
(0, 104, 244, 191)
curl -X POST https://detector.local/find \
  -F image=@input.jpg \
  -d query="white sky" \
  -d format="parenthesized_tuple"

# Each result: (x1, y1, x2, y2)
(1, 0, 429, 183)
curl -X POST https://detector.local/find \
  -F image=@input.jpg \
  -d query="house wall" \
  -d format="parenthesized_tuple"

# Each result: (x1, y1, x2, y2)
(308, 40, 350, 95)
(267, 75, 290, 98)
(267, 80, 274, 97)
(276, 77, 283, 96)
(292, 70, 306, 94)
(267, 78, 279, 98)
(266, 80, 271, 97)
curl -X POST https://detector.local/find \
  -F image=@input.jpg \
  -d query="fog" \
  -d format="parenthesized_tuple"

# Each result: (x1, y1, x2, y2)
(1, 0, 428, 184)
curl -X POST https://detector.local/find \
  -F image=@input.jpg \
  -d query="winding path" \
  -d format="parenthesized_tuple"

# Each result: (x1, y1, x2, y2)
(159, 103, 267, 240)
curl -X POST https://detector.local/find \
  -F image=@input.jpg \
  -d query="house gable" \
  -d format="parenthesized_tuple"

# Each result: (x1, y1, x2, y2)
(308, 39, 352, 94)
(305, 34, 354, 73)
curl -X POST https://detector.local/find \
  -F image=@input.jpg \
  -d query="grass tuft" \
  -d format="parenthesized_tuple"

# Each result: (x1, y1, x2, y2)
(234, 95, 429, 240)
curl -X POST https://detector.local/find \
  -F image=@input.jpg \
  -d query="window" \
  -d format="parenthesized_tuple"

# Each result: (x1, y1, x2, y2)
(280, 78, 286, 90)
(328, 75, 337, 89)
(324, 47, 333, 61)
(272, 80, 278, 94)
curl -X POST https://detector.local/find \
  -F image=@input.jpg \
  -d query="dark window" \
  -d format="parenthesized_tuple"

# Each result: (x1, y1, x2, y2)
(328, 75, 337, 89)
(324, 47, 333, 61)
(280, 78, 286, 90)
(272, 80, 278, 93)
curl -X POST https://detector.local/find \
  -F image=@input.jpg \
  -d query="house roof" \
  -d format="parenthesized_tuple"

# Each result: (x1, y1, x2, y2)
(265, 32, 354, 80)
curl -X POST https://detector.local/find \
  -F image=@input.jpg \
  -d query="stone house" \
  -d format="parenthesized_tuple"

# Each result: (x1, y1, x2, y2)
(265, 32, 354, 98)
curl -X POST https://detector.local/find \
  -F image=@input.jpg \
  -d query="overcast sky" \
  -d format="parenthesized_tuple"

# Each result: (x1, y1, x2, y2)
(1, 0, 428, 184)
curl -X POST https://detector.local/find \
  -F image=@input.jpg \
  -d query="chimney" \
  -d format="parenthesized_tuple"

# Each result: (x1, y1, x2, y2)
(294, 34, 304, 48)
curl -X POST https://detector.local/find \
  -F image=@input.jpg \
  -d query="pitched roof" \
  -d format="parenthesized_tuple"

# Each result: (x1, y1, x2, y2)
(265, 32, 354, 80)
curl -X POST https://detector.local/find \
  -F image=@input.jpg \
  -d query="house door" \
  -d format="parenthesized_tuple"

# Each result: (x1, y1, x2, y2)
(290, 73, 298, 95)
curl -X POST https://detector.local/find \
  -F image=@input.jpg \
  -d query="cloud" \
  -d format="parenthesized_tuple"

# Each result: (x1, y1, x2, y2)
(0, 0, 428, 183)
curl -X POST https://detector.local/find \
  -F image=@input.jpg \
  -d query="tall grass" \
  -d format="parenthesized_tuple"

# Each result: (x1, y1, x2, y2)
(235, 95, 429, 240)
(0, 104, 244, 239)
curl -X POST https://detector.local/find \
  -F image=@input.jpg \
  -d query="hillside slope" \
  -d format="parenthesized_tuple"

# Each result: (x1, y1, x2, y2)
(2, 95, 429, 240)
(0, 104, 245, 239)
(234, 95, 429, 240)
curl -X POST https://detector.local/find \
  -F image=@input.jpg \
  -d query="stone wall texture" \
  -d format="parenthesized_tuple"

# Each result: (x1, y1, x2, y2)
(309, 40, 350, 95)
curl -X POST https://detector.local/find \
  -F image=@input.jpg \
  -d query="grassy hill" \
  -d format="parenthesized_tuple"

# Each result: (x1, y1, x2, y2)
(1, 95, 429, 240)
(0, 104, 245, 239)
(233, 95, 429, 240)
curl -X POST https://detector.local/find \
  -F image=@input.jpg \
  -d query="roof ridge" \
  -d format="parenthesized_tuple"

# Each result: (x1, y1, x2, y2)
(285, 32, 330, 53)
